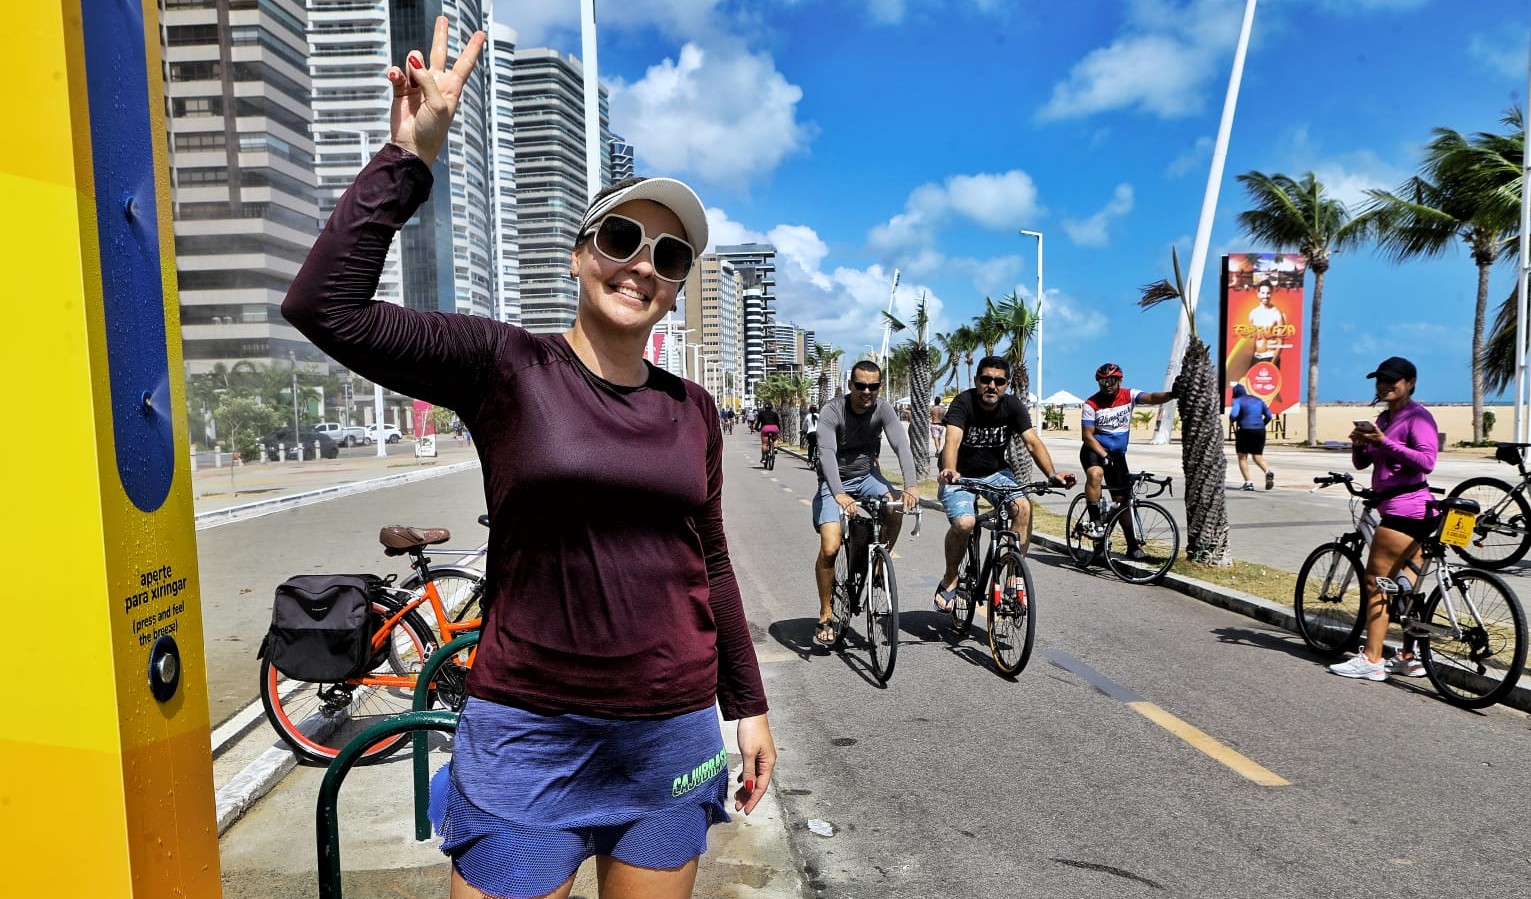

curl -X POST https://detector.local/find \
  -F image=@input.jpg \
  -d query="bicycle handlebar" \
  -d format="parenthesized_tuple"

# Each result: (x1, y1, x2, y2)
(1129, 471, 1173, 499)
(1311, 471, 1443, 502)
(949, 477, 1068, 500)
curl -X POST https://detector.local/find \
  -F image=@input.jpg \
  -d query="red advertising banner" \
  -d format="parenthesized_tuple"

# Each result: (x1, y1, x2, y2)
(1219, 253, 1306, 415)
(645, 331, 666, 366)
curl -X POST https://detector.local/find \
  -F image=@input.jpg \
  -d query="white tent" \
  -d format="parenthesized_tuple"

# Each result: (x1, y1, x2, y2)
(1042, 389, 1086, 406)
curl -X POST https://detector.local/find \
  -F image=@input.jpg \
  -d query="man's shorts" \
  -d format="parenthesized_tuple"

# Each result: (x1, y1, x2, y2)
(1079, 448, 1130, 491)
(1234, 428, 1266, 455)
(812, 470, 895, 528)
(939, 469, 1018, 522)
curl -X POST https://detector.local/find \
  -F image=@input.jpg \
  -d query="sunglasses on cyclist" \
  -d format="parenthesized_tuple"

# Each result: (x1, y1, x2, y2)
(850, 381, 882, 392)
(584, 214, 696, 283)
(976, 375, 1008, 387)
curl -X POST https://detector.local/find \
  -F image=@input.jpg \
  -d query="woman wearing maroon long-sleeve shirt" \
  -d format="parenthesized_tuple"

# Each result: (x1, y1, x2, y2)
(282, 19, 774, 899)
(1330, 356, 1438, 683)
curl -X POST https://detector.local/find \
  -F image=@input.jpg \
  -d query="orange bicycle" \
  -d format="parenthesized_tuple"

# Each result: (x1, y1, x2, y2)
(259, 524, 487, 764)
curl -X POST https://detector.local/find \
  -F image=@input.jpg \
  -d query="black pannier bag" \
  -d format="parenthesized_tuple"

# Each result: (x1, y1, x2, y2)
(260, 574, 384, 682)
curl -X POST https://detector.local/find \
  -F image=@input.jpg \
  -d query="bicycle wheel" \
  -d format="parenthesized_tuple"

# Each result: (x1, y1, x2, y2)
(1293, 543, 1367, 658)
(829, 535, 853, 650)
(987, 550, 1036, 677)
(1419, 568, 1527, 708)
(260, 598, 438, 764)
(401, 565, 488, 629)
(1104, 501, 1179, 584)
(1446, 477, 1531, 569)
(948, 539, 979, 640)
(865, 546, 900, 683)
(1064, 495, 1098, 566)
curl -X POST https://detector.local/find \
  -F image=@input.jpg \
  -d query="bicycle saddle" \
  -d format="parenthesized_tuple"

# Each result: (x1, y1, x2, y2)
(379, 525, 452, 556)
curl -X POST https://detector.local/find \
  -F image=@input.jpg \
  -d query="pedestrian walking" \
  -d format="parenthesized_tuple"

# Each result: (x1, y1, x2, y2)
(1229, 383, 1273, 491)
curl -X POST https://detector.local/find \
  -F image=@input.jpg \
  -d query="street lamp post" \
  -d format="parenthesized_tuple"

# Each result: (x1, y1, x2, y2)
(288, 351, 300, 435)
(1020, 230, 1043, 407)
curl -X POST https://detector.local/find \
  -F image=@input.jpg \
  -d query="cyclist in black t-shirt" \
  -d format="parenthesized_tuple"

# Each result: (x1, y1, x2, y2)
(933, 356, 1075, 611)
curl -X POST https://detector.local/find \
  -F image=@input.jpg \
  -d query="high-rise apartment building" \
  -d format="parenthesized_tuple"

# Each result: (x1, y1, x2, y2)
(715, 244, 777, 390)
(682, 255, 740, 403)
(487, 21, 521, 324)
(512, 48, 611, 332)
(308, 0, 400, 306)
(163, 0, 322, 374)
(610, 135, 635, 183)
(741, 287, 768, 395)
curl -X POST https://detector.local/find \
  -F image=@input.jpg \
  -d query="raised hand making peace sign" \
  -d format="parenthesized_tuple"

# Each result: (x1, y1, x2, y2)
(386, 16, 486, 167)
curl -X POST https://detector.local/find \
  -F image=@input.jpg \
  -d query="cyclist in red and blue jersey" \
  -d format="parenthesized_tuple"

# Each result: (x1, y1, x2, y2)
(1079, 363, 1176, 544)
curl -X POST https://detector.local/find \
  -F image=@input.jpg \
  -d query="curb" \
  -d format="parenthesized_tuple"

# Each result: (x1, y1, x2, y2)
(194, 460, 480, 530)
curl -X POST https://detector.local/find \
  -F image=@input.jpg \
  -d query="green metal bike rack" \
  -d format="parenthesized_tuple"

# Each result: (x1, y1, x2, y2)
(315, 709, 458, 899)
(412, 631, 480, 839)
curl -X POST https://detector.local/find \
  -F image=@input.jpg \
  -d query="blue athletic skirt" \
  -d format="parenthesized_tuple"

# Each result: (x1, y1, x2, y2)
(430, 698, 731, 899)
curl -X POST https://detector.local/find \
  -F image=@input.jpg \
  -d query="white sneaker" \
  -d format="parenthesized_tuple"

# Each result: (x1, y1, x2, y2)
(1329, 654, 1387, 681)
(1084, 523, 1106, 540)
(1386, 655, 1426, 678)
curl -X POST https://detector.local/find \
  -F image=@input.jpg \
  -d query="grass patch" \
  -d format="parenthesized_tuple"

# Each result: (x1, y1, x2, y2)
(1028, 503, 1300, 610)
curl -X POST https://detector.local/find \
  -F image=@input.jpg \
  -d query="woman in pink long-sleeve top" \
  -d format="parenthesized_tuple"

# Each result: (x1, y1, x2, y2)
(1330, 356, 1438, 682)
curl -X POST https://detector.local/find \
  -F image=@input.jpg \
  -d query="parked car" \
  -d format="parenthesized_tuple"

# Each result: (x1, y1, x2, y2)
(312, 421, 367, 447)
(258, 427, 340, 460)
(365, 423, 403, 444)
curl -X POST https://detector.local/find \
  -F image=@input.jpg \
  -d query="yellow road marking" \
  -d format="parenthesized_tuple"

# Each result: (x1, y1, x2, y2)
(1126, 701, 1290, 787)
(783, 487, 794, 493)
(799, 499, 812, 506)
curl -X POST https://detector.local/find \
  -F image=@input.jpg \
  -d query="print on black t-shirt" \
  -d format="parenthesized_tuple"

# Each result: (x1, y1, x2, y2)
(943, 390, 1033, 478)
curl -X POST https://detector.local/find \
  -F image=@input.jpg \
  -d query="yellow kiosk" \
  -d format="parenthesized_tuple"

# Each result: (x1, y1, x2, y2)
(2, 2, 219, 894)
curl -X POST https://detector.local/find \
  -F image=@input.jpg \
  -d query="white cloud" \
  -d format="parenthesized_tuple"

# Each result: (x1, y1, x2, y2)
(867, 171, 1045, 258)
(609, 43, 811, 189)
(1167, 136, 1214, 177)
(1469, 31, 1527, 79)
(1062, 184, 1134, 247)
(495, 0, 725, 47)
(1037, 0, 1243, 121)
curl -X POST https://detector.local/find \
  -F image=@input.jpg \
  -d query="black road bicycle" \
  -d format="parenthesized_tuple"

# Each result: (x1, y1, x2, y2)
(945, 478, 1063, 677)
(1296, 472, 1526, 709)
(1064, 471, 1180, 584)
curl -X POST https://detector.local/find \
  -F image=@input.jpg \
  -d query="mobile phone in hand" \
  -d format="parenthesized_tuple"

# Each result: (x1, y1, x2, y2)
(1352, 419, 1377, 432)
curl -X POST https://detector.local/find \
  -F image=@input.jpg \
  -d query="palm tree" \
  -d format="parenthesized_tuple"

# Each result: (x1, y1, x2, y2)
(806, 343, 844, 406)
(882, 293, 937, 481)
(1140, 248, 1230, 566)
(1235, 171, 1370, 445)
(987, 291, 1041, 481)
(1366, 112, 1523, 442)
(951, 324, 980, 389)
(971, 301, 1005, 357)
(1457, 109, 1526, 396)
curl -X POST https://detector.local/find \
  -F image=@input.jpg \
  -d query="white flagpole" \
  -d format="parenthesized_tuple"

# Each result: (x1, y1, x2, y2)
(1151, 0, 1259, 444)
(580, 0, 602, 201)
(1516, 28, 1531, 441)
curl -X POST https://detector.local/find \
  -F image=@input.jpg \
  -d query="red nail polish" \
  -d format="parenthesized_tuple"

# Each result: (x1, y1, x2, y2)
(744, 779, 755, 793)
(409, 56, 423, 70)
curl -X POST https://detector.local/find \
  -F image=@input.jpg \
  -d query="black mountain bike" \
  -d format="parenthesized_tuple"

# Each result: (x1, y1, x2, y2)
(945, 478, 1062, 676)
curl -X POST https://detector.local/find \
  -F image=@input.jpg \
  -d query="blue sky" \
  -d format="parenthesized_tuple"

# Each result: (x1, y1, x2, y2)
(498, 0, 1529, 403)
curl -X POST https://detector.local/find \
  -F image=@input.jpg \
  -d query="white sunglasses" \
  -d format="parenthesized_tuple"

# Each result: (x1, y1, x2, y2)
(583, 214, 696, 283)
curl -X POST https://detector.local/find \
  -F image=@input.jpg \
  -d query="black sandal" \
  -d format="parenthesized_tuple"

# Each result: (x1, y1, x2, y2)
(813, 619, 838, 647)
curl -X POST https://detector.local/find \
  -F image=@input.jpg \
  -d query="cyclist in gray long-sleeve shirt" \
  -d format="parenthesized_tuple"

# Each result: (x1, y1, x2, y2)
(810, 361, 920, 646)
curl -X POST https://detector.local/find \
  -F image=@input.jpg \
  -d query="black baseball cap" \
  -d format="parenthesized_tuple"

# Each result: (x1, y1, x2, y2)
(1366, 356, 1417, 381)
